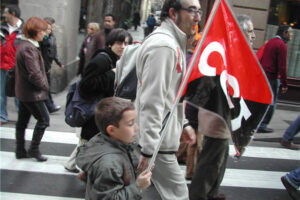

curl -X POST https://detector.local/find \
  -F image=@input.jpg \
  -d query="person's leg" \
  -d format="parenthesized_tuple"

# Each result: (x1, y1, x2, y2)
(25, 101, 50, 162)
(189, 136, 229, 200)
(65, 138, 87, 172)
(283, 115, 300, 142)
(259, 79, 280, 130)
(281, 168, 300, 200)
(151, 154, 189, 200)
(0, 69, 8, 123)
(15, 101, 32, 159)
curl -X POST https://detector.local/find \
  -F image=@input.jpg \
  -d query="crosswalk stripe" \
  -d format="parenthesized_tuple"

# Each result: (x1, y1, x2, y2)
(0, 127, 78, 145)
(2, 150, 288, 190)
(228, 145, 300, 160)
(1, 151, 76, 175)
(0, 192, 84, 200)
(180, 165, 286, 190)
(1, 127, 299, 160)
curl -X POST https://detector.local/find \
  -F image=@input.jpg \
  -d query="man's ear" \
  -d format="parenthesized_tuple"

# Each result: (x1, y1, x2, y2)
(169, 8, 178, 21)
(106, 125, 115, 136)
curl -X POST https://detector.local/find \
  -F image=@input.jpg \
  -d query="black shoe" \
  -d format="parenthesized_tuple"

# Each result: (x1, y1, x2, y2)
(281, 176, 300, 200)
(49, 105, 61, 113)
(257, 127, 273, 133)
(15, 150, 28, 159)
(28, 149, 48, 162)
(65, 167, 80, 173)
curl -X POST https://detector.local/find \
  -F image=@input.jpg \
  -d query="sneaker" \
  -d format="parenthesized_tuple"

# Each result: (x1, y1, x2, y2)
(64, 166, 80, 173)
(280, 140, 300, 150)
(281, 176, 300, 200)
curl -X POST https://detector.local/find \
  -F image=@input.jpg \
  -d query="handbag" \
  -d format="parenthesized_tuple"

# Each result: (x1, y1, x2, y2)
(65, 80, 102, 127)
(5, 68, 15, 97)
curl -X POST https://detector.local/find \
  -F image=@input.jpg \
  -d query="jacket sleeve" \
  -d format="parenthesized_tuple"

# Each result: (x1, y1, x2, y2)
(79, 53, 115, 99)
(277, 43, 287, 87)
(138, 46, 177, 156)
(89, 158, 142, 200)
(23, 47, 49, 91)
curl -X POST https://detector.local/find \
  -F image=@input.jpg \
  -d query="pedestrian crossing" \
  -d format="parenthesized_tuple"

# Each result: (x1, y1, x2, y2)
(0, 127, 299, 200)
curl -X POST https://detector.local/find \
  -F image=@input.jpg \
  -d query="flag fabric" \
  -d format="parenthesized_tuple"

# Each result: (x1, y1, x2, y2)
(182, 0, 273, 156)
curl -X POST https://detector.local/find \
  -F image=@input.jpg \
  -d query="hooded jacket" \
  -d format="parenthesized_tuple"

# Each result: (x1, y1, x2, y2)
(0, 20, 23, 71)
(76, 133, 142, 200)
(135, 18, 187, 156)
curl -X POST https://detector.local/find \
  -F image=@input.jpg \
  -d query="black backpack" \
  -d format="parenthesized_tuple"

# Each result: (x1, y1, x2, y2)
(114, 42, 140, 101)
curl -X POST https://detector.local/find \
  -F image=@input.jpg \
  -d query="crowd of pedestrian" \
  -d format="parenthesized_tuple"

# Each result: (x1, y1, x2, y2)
(1, 1, 299, 200)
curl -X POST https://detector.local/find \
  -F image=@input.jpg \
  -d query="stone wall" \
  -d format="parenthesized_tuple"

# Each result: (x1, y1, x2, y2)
(19, 0, 81, 93)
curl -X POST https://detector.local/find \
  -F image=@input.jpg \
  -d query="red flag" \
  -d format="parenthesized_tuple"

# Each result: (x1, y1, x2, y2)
(181, 0, 272, 105)
(180, 0, 273, 157)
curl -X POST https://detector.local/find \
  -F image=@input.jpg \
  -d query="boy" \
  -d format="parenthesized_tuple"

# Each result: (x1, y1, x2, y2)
(76, 97, 152, 200)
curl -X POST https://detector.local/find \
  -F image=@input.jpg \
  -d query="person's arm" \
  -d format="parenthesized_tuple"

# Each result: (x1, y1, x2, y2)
(79, 53, 115, 98)
(91, 159, 142, 200)
(278, 43, 288, 93)
(136, 46, 177, 172)
(23, 47, 49, 91)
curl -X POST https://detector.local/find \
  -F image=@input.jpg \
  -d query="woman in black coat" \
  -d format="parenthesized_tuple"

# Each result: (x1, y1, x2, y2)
(64, 28, 132, 173)
(79, 28, 132, 140)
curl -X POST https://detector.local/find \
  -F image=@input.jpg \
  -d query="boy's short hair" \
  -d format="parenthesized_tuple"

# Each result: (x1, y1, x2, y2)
(95, 97, 134, 134)
(5, 5, 21, 18)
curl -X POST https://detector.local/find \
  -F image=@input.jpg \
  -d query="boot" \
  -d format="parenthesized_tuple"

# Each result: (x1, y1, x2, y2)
(28, 129, 47, 162)
(15, 129, 28, 159)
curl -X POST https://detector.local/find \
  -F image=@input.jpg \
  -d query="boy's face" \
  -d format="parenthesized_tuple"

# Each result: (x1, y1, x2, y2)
(109, 110, 138, 144)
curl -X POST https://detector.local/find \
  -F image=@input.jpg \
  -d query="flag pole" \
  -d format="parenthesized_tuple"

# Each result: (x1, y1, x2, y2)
(146, 0, 222, 172)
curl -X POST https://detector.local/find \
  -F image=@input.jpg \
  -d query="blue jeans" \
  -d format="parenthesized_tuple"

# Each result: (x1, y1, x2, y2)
(0, 69, 19, 122)
(283, 115, 300, 142)
(286, 168, 300, 189)
(260, 79, 280, 129)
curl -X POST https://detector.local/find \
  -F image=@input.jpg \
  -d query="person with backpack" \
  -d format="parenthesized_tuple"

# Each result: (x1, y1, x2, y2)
(134, 0, 201, 199)
(64, 28, 132, 173)
(145, 14, 156, 37)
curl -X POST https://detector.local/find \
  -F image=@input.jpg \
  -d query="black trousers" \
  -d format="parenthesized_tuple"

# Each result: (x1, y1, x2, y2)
(189, 136, 229, 200)
(16, 101, 49, 134)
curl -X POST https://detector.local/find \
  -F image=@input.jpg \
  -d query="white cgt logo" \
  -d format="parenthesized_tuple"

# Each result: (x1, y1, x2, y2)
(198, 41, 251, 131)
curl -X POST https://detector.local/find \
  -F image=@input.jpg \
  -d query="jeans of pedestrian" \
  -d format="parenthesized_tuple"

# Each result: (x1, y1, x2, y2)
(0, 69, 19, 122)
(44, 72, 56, 112)
(283, 115, 300, 142)
(286, 167, 300, 189)
(260, 79, 280, 128)
(16, 101, 49, 136)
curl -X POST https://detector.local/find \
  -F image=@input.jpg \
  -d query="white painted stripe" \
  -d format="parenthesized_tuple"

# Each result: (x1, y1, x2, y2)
(221, 169, 286, 189)
(229, 145, 300, 160)
(180, 165, 286, 189)
(1, 152, 78, 175)
(2, 127, 298, 160)
(0, 192, 84, 200)
(0, 127, 78, 145)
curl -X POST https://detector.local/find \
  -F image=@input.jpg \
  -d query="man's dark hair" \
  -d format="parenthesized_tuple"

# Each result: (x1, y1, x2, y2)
(276, 24, 290, 37)
(94, 97, 134, 134)
(106, 28, 131, 47)
(43, 17, 55, 25)
(160, 0, 184, 22)
(5, 4, 21, 18)
(105, 13, 115, 21)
